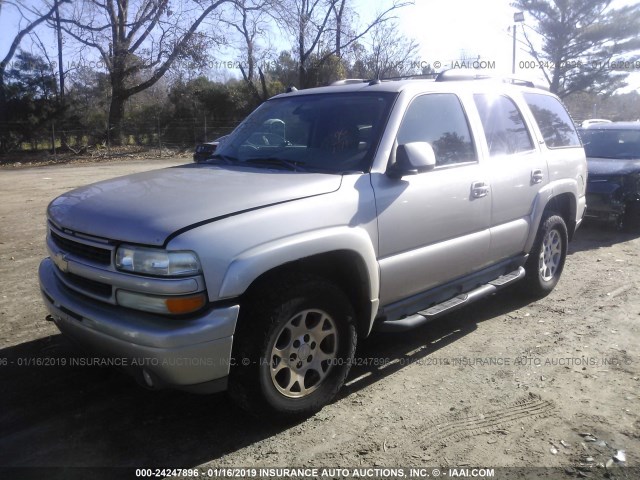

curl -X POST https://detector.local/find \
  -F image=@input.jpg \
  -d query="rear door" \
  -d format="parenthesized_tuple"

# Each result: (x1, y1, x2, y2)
(472, 92, 546, 261)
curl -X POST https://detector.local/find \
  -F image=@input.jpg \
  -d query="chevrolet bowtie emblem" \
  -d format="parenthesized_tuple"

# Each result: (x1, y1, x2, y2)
(52, 252, 69, 273)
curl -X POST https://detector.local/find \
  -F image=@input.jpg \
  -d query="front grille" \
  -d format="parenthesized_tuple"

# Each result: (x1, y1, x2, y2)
(62, 271, 112, 298)
(51, 230, 112, 265)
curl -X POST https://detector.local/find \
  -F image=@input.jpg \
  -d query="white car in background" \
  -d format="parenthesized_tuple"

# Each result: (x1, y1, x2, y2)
(582, 118, 612, 128)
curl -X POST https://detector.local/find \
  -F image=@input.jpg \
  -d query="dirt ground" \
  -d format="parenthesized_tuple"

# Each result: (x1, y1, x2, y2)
(0, 158, 638, 479)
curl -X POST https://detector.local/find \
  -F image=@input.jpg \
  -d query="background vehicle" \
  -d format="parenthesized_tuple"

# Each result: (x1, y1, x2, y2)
(193, 136, 226, 162)
(39, 74, 587, 418)
(580, 122, 640, 230)
(581, 118, 612, 128)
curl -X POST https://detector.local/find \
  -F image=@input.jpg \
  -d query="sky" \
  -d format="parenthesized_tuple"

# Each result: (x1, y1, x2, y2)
(354, 0, 640, 89)
(357, 0, 520, 72)
(1, 0, 638, 91)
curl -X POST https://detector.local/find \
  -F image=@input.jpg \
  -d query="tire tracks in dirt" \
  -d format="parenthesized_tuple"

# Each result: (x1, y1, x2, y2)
(421, 393, 556, 447)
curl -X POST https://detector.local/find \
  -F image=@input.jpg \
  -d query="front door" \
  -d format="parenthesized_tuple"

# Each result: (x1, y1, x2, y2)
(373, 93, 492, 306)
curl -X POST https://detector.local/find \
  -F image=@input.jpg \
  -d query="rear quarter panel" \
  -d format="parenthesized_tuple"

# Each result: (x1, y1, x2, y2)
(518, 92, 587, 245)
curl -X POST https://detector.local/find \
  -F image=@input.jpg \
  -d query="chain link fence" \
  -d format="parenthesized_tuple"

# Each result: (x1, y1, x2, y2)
(0, 117, 239, 156)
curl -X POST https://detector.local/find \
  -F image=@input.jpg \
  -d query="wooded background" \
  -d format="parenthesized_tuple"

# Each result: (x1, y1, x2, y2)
(1, 0, 639, 155)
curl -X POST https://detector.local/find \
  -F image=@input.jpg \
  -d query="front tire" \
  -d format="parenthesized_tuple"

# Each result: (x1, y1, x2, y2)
(521, 213, 568, 298)
(228, 275, 357, 418)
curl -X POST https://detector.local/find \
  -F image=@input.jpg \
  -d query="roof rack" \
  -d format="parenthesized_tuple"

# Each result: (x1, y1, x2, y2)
(379, 73, 439, 81)
(330, 73, 438, 86)
(327, 70, 549, 90)
(501, 77, 536, 88)
(330, 78, 370, 86)
(435, 69, 491, 82)
(435, 69, 547, 89)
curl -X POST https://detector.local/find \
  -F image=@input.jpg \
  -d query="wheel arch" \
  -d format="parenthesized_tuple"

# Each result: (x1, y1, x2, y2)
(545, 193, 577, 240)
(526, 181, 579, 252)
(241, 251, 375, 339)
(219, 228, 380, 338)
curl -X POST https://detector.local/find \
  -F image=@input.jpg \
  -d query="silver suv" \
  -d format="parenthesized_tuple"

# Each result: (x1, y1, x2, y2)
(39, 73, 587, 417)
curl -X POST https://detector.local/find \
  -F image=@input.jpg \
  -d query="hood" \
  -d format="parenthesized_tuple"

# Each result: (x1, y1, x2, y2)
(587, 157, 640, 176)
(48, 164, 342, 246)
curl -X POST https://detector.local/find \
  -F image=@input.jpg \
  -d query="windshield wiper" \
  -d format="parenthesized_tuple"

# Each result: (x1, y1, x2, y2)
(244, 157, 308, 171)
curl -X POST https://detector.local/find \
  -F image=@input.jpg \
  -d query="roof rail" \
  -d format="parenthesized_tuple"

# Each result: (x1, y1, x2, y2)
(505, 76, 549, 90)
(328, 70, 549, 90)
(502, 77, 535, 88)
(330, 78, 369, 86)
(435, 69, 492, 82)
(435, 69, 548, 90)
(378, 73, 439, 81)
(331, 73, 439, 86)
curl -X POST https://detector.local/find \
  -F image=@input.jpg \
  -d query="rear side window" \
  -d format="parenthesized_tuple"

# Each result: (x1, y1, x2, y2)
(473, 94, 534, 156)
(523, 93, 581, 148)
(397, 93, 476, 166)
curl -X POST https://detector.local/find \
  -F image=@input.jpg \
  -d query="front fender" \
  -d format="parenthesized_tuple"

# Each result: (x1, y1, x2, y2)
(219, 226, 380, 328)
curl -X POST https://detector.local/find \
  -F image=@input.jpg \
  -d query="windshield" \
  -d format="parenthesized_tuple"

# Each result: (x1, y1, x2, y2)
(580, 128, 640, 159)
(211, 92, 396, 173)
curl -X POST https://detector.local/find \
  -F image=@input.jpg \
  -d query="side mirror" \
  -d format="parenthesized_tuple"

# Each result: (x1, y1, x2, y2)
(387, 142, 436, 179)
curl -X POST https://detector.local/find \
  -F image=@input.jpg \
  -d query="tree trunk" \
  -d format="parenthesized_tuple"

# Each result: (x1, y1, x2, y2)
(298, 64, 308, 89)
(335, 0, 345, 57)
(550, 60, 562, 96)
(54, 2, 68, 148)
(109, 43, 128, 146)
(258, 66, 268, 100)
(55, 3, 64, 104)
(108, 92, 126, 146)
(298, 6, 307, 89)
(0, 70, 7, 153)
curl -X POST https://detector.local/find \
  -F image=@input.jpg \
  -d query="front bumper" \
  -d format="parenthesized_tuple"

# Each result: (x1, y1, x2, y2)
(585, 191, 625, 222)
(39, 258, 239, 393)
(585, 177, 627, 222)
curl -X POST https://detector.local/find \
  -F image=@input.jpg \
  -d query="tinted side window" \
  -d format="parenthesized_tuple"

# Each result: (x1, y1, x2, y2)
(473, 94, 534, 156)
(397, 93, 476, 166)
(523, 93, 581, 148)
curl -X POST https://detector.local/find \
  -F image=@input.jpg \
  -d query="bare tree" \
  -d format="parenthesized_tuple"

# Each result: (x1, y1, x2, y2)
(360, 21, 420, 79)
(331, 0, 347, 57)
(0, 0, 69, 152)
(271, 0, 412, 88)
(222, 0, 271, 102)
(59, 0, 232, 144)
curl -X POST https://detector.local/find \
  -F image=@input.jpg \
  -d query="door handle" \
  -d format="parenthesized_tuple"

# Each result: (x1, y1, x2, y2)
(471, 181, 490, 198)
(531, 169, 544, 184)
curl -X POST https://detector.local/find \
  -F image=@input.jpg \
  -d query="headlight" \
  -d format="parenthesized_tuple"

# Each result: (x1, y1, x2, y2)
(116, 246, 201, 277)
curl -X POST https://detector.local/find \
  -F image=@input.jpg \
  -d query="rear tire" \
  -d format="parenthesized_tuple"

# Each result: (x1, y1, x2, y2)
(521, 213, 568, 298)
(228, 274, 357, 418)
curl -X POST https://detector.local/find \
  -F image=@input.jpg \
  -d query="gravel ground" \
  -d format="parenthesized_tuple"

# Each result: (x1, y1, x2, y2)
(0, 158, 638, 480)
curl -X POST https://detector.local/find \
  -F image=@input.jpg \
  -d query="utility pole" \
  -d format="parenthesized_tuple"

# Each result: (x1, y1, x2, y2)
(512, 12, 525, 75)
